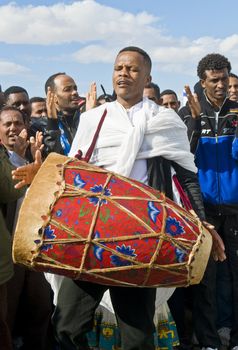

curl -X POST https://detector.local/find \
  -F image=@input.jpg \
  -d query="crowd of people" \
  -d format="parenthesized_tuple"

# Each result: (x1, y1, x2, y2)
(0, 46, 238, 350)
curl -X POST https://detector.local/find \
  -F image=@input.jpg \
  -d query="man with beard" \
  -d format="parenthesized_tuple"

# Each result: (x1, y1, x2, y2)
(44, 73, 93, 156)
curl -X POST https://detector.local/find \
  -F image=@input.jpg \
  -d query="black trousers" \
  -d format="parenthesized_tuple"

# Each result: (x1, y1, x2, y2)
(193, 214, 238, 348)
(52, 277, 156, 350)
(7, 265, 53, 350)
(0, 283, 12, 350)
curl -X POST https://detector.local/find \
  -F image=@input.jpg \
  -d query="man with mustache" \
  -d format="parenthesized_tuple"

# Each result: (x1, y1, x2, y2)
(44, 73, 96, 156)
(12, 47, 225, 350)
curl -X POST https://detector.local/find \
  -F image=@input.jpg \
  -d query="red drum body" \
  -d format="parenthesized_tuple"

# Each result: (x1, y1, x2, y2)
(13, 153, 212, 287)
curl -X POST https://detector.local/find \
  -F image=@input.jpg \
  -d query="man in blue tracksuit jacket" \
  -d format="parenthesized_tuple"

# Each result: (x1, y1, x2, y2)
(179, 53, 238, 350)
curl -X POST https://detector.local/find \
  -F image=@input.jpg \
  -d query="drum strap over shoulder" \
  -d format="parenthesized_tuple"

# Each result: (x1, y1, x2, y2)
(75, 109, 107, 163)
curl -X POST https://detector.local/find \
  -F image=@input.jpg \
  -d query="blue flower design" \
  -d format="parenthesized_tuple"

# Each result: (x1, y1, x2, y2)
(93, 231, 104, 261)
(74, 174, 86, 188)
(56, 209, 62, 217)
(110, 244, 137, 267)
(44, 225, 56, 240)
(89, 184, 111, 206)
(40, 244, 53, 252)
(148, 201, 161, 223)
(175, 248, 186, 263)
(165, 217, 185, 236)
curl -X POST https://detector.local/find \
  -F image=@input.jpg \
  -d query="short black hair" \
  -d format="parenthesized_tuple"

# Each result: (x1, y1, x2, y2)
(197, 53, 231, 80)
(30, 96, 46, 104)
(229, 72, 238, 80)
(4, 86, 29, 102)
(144, 82, 160, 98)
(0, 105, 26, 123)
(118, 46, 152, 72)
(44, 72, 66, 94)
(160, 89, 178, 100)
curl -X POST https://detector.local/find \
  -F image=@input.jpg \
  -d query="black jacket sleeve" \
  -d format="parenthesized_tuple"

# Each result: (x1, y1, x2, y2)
(147, 156, 206, 221)
(43, 119, 65, 156)
(178, 106, 202, 154)
(171, 160, 206, 221)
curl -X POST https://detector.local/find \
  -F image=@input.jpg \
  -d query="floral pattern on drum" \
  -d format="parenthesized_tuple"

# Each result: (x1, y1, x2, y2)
(175, 248, 186, 263)
(40, 225, 56, 252)
(148, 201, 161, 223)
(93, 231, 105, 261)
(165, 217, 185, 237)
(74, 173, 86, 188)
(89, 185, 112, 206)
(110, 244, 137, 267)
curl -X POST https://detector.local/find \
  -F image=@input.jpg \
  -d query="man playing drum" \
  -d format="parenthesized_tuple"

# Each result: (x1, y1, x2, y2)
(13, 47, 225, 350)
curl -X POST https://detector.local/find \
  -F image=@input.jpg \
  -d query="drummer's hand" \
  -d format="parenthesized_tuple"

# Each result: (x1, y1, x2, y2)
(202, 221, 226, 262)
(12, 150, 42, 189)
(46, 87, 58, 119)
(184, 85, 201, 119)
(86, 82, 97, 111)
(30, 131, 44, 160)
(13, 128, 29, 158)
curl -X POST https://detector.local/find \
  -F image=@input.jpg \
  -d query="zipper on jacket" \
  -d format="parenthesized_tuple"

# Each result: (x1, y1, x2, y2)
(215, 112, 222, 214)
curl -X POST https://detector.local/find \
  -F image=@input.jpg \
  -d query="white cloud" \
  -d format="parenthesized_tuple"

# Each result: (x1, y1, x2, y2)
(0, 1, 159, 45)
(1, 1, 238, 78)
(0, 60, 29, 75)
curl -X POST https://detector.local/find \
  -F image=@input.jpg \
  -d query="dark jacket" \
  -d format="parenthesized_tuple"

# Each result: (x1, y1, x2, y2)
(179, 92, 238, 216)
(43, 110, 80, 156)
(0, 146, 26, 284)
(147, 156, 206, 221)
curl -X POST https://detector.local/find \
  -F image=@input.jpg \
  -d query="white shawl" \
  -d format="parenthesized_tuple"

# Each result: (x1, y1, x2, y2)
(69, 98, 197, 175)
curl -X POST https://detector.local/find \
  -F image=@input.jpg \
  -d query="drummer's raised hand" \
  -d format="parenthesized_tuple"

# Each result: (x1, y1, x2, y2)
(12, 150, 42, 189)
(13, 128, 29, 158)
(202, 221, 226, 262)
(46, 87, 57, 119)
(86, 82, 97, 111)
(184, 85, 201, 119)
(30, 131, 44, 160)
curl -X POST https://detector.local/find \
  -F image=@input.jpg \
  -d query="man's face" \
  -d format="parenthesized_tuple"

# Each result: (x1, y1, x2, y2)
(0, 110, 25, 150)
(228, 76, 238, 102)
(143, 87, 160, 105)
(113, 51, 151, 108)
(54, 75, 79, 113)
(7, 92, 31, 121)
(160, 94, 180, 112)
(31, 101, 47, 118)
(201, 68, 229, 106)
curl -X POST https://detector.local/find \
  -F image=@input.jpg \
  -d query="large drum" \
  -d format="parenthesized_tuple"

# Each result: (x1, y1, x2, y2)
(13, 153, 212, 287)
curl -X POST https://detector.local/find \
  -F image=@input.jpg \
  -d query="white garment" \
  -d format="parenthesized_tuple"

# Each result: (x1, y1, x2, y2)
(69, 98, 197, 174)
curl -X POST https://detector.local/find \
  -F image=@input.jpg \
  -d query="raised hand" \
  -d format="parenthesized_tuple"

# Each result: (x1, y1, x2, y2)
(13, 128, 29, 158)
(86, 82, 97, 111)
(12, 150, 42, 189)
(46, 87, 57, 119)
(30, 131, 44, 160)
(184, 85, 201, 119)
(202, 221, 226, 262)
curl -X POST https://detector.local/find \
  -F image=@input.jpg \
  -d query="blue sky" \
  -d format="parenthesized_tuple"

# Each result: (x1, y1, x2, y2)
(1, 0, 238, 100)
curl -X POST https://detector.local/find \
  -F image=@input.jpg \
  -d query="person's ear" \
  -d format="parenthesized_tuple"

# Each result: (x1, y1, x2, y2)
(158, 98, 163, 106)
(145, 74, 152, 86)
(54, 94, 59, 107)
(201, 79, 206, 89)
